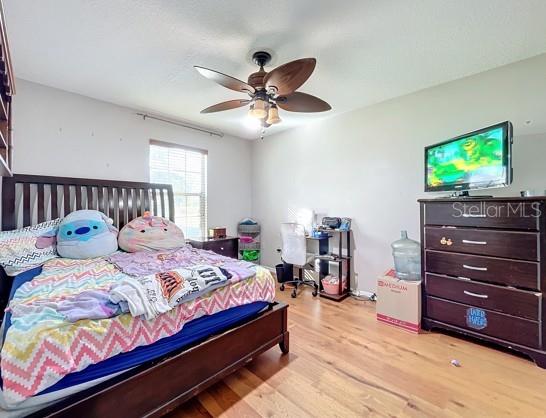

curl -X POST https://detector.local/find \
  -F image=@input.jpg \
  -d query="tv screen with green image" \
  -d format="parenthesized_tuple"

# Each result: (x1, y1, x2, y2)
(425, 122, 512, 192)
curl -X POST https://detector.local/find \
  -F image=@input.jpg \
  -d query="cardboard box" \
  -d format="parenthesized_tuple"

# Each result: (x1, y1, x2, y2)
(376, 269, 421, 333)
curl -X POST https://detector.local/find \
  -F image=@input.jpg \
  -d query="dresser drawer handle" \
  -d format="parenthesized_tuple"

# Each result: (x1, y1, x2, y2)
(220, 247, 225, 251)
(462, 239, 487, 245)
(462, 213, 486, 218)
(440, 237, 453, 246)
(463, 290, 489, 299)
(463, 264, 488, 271)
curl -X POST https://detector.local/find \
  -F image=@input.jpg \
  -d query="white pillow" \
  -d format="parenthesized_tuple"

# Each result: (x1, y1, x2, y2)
(0, 219, 61, 276)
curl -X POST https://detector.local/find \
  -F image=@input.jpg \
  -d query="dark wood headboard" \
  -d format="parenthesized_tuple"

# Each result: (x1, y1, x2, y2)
(1, 174, 175, 231)
(0, 174, 175, 313)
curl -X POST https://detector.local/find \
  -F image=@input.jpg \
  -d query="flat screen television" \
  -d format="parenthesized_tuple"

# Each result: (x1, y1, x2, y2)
(425, 121, 513, 193)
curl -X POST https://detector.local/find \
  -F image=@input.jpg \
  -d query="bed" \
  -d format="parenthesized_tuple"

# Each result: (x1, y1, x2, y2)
(0, 174, 289, 417)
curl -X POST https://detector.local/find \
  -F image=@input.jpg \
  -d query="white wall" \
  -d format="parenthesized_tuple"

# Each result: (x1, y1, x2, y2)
(252, 53, 546, 292)
(12, 79, 253, 236)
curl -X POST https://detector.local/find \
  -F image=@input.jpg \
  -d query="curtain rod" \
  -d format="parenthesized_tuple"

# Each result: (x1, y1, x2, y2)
(136, 113, 224, 138)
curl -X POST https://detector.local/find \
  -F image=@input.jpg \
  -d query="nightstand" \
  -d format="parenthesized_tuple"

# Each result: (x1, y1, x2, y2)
(188, 236, 239, 259)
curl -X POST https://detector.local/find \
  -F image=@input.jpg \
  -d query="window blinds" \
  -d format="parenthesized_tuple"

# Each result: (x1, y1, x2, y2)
(149, 141, 208, 238)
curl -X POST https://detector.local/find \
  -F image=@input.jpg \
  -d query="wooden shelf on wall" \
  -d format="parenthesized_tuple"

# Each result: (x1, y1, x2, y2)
(0, 122, 10, 177)
(0, 153, 11, 177)
(0, 0, 15, 178)
(0, 126, 6, 149)
(0, 96, 6, 121)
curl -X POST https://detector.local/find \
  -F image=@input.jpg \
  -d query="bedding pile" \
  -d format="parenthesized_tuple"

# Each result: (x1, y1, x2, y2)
(0, 247, 275, 407)
(110, 265, 232, 320)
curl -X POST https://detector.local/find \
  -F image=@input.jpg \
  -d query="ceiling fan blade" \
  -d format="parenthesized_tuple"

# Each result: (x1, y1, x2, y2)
(195, 66, 255, 94)
(200, 99, 251, 114)
(276, 92, 331, 112)
(264, 58, 316, 96)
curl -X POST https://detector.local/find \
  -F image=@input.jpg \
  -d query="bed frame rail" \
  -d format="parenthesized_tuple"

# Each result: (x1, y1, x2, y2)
(34, 302, 289, 418)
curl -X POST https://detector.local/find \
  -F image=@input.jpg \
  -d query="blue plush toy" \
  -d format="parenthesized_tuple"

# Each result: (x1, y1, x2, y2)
(57, 210, 119, 259)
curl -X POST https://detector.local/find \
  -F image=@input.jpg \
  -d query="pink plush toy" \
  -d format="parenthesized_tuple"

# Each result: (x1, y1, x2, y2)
(118, 211, 185, 252)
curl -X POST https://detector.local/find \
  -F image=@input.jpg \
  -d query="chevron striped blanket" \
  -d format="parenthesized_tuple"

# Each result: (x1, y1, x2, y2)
(0, 257, 275, 406)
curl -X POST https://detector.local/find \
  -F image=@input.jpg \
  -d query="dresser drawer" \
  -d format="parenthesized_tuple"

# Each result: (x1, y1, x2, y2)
(205, 239, 238, 258)
(188, 238, 239, 259)
(426, 296, 540, 348)
(424, 201, 541, 230)
(424, 227, 539, 261)
(425, 250, 539, 290)
(425, 273, 541, 320)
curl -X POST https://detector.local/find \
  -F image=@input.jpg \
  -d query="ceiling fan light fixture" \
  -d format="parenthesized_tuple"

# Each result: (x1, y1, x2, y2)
(248, 98, 268, 119)
(244, 115, 262, 130)
(266, 104, 281, 125)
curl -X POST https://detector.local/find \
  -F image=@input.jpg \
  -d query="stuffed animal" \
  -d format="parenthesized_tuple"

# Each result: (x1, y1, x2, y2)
(57, 210, 119, 259)
(118, 211, 185, 252)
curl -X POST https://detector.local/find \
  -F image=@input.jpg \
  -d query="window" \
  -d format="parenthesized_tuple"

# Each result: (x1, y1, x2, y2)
(149, 140, 207, 238)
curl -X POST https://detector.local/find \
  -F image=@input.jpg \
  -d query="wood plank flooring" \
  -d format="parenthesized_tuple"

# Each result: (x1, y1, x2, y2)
(167, 284, 546, 417)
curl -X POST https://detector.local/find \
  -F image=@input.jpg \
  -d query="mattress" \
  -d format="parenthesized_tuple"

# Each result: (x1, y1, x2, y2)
(0, 260, 275, 415)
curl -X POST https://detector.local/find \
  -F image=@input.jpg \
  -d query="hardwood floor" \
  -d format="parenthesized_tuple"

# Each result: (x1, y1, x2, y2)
(167, 285, 546, 417)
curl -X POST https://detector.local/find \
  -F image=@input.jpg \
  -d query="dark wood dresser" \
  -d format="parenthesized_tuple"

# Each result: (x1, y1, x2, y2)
(419, 197, 546, 367)
(188, 236, 239, 259)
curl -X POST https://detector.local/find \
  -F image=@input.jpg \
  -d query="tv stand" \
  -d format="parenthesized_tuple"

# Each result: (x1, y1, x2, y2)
(448, 191, 493, 199)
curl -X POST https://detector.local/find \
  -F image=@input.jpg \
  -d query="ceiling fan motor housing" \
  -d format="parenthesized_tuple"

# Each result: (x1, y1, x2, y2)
(247, 70, 266, 90)
(248, 51, 272, 90)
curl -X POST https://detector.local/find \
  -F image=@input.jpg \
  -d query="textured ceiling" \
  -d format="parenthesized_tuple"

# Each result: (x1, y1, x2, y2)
(5, 0, 546, 139)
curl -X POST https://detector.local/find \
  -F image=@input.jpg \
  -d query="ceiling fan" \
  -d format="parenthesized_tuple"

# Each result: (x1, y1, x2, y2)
(195, 51, 331, 130)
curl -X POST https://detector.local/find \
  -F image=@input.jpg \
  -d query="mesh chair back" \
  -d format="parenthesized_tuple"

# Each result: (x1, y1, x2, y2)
(280, 223, 307, 266)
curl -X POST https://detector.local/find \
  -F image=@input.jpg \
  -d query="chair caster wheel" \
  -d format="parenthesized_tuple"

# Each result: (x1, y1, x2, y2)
(291, 290, 297, 298)
(312, 289, 318, 297)
(280, 284, 285, 291)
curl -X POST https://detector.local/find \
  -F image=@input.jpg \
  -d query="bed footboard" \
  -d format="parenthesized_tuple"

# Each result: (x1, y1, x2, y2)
(34, 302, 289, 418)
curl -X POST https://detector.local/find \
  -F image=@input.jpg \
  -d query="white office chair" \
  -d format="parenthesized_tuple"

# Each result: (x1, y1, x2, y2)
(278, 223, 318, 298)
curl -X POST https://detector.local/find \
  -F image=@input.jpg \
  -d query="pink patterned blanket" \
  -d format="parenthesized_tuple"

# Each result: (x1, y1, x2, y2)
(0, 258, 275, 406)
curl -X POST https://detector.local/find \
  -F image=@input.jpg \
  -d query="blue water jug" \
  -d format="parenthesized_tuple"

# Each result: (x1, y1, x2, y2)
(391, 230, 421, 281)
